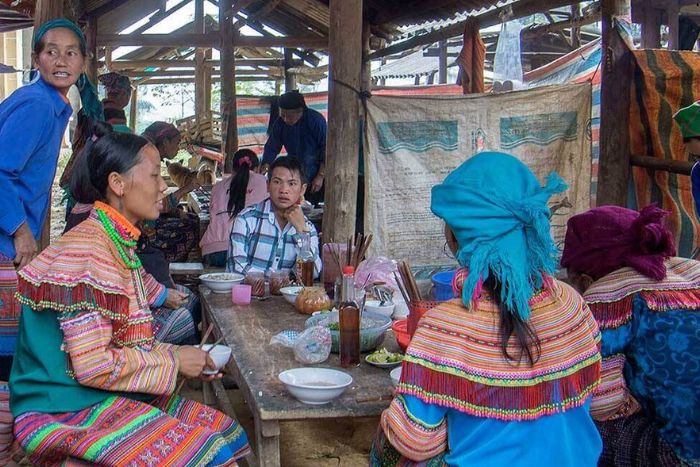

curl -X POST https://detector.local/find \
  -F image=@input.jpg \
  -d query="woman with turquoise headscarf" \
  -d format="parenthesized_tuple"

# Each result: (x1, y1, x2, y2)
(371, 152, 602, 466)
(0, 18, 96, 463)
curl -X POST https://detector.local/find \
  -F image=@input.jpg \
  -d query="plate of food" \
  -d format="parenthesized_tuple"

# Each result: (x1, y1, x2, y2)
(365, 348, 403, 369)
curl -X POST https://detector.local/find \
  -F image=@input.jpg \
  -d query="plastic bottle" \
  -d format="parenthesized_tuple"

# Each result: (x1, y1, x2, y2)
(339, 265, 360, 367)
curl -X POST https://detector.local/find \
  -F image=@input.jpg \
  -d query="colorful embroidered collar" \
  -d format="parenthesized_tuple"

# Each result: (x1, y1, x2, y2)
(396, 280, 601, 421)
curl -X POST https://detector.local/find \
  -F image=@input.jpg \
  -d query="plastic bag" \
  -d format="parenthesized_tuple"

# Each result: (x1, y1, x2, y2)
(269, 326, 331, 364)
(493, 19, 524, 84)
(354, 256, 399, 292)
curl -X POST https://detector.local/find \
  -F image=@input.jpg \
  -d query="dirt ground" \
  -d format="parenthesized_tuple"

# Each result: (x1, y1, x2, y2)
(181, 384, 377, 466)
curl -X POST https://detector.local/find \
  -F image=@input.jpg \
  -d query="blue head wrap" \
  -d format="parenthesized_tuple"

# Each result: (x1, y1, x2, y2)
(32, 18, 103, 123)
(431, 152, 567, 320)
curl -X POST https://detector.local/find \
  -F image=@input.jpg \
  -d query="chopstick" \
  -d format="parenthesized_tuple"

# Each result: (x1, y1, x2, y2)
(398, 261, 421, 302)
(174, 324, 222, 395)
(393, 271, 410, 304)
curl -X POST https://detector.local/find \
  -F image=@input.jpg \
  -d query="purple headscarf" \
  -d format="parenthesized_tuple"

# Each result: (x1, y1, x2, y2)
(560, 205, 676, 281)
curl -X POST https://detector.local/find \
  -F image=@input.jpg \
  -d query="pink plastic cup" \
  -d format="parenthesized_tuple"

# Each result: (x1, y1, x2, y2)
(232, 284, 252, 305)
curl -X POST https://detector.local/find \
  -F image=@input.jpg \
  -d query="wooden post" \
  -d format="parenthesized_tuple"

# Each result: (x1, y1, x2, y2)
(571, 4, 581, 49)
(204, 49, 213, 114)
(597, 0, 632, 206)
(34, 0, 64, 251)
(220, 0, 238, 158)
(361, 21, 372, 93)
(129, 85, 138, 130)
(86, 14, 98, 85)
(667, 1, 680, 50)
(438, 40, 448, 84)
(283, 48, 296, 92)
(33, 0, 64, 28)
(194, 0, 207, 121)
(641, 5, 662, 48)
(323, 0, 363, 242)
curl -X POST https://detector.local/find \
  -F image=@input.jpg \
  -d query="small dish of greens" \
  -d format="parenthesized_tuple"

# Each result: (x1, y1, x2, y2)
(365, 348, 403, 368)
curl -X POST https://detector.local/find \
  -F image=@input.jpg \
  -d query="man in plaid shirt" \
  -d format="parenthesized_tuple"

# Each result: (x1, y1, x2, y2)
(227, 156, 322, 279)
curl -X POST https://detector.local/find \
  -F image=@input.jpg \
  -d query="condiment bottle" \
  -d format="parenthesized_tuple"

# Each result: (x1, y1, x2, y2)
(339, 265, 360, 367)
(297, 231, 315, 286)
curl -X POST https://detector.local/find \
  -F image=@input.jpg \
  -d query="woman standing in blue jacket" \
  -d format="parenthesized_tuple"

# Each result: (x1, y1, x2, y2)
(0, 18, 94, 463)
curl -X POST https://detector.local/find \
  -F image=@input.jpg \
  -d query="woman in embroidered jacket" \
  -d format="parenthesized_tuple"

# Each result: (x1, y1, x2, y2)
(371, 152, 602, 466)
(9, 123, 250, 466)
(561, 206, 699, 466)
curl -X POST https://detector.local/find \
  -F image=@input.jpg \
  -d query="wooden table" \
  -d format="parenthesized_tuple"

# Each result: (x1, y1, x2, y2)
(199, 287, 396, 466)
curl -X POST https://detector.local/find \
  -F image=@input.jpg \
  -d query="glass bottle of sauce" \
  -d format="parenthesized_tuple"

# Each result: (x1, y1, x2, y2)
(297, 231, 315, 286)
(339, 265, 360, 367)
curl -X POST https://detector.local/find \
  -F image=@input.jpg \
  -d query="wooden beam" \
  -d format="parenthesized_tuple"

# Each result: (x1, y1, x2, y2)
(136, 76, 275, 85)
(522, 6, 601, 39)
(597, 0, 632, 206)
(97, 32, 218, 48)
(234, 13, 321, 66)
(220, 0, 237, 158)
(234, 0, 283, 31)
(96, 32, 327, 49)
(88, 0, 131, 18)
(120, 69, 281, 77)
(630, 155, 693, 175)
(108, 58, 289, 68)
(131, 0, 190, 36)
(324, 0, 362, 241)
(368, 0, 576, 60)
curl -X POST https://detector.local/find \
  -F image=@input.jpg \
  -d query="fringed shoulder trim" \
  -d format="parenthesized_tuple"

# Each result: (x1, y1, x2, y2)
(396, 279, 601, 421)
(16, 216, 132, 316)
(584, 257, 700, 328)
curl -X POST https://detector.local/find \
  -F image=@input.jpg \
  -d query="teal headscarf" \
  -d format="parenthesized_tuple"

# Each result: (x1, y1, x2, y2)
(431, 152, 567, 320)
(32, 18, 103, 123)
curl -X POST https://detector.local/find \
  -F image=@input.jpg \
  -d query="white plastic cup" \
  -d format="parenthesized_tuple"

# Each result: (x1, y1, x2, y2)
(232, 284, 252, 305)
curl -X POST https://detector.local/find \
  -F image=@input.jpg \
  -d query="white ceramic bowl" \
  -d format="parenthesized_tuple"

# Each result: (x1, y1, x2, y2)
(199, 272, 244, 293)
(390, 367, 402, 387)
(364, 300, 395, 319)
(278, 368, 353, 405)
(280, 286, 304, 304)
(200, 344, 232, 375)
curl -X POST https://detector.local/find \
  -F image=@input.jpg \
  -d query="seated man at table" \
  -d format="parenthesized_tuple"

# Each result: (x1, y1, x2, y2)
(227, 156, 322, 279)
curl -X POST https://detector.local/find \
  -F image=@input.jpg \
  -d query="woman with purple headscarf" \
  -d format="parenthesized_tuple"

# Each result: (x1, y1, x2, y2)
(561, 205, 700, 466)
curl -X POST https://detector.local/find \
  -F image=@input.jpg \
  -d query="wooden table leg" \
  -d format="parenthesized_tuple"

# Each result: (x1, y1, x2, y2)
(255, 417, 280, 467)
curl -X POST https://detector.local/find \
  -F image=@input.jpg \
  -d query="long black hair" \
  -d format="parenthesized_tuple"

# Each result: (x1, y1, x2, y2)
(227, 149, 260, 218)
(482, 274, 542, 366)
(70, 121, 151, 204)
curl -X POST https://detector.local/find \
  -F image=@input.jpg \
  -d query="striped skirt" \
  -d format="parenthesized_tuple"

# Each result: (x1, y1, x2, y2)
(153, 284, 200, 345)
(14, 394, 250, 466)
(0, 254, 19, 359)
(369, 426, 446, 467)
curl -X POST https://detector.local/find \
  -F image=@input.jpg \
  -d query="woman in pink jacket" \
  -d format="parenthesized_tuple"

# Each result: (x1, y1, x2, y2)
(200, 149, 269, 266)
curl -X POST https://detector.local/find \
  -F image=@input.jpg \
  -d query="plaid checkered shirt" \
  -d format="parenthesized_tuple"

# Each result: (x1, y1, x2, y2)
(227, 199, 321, 279)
